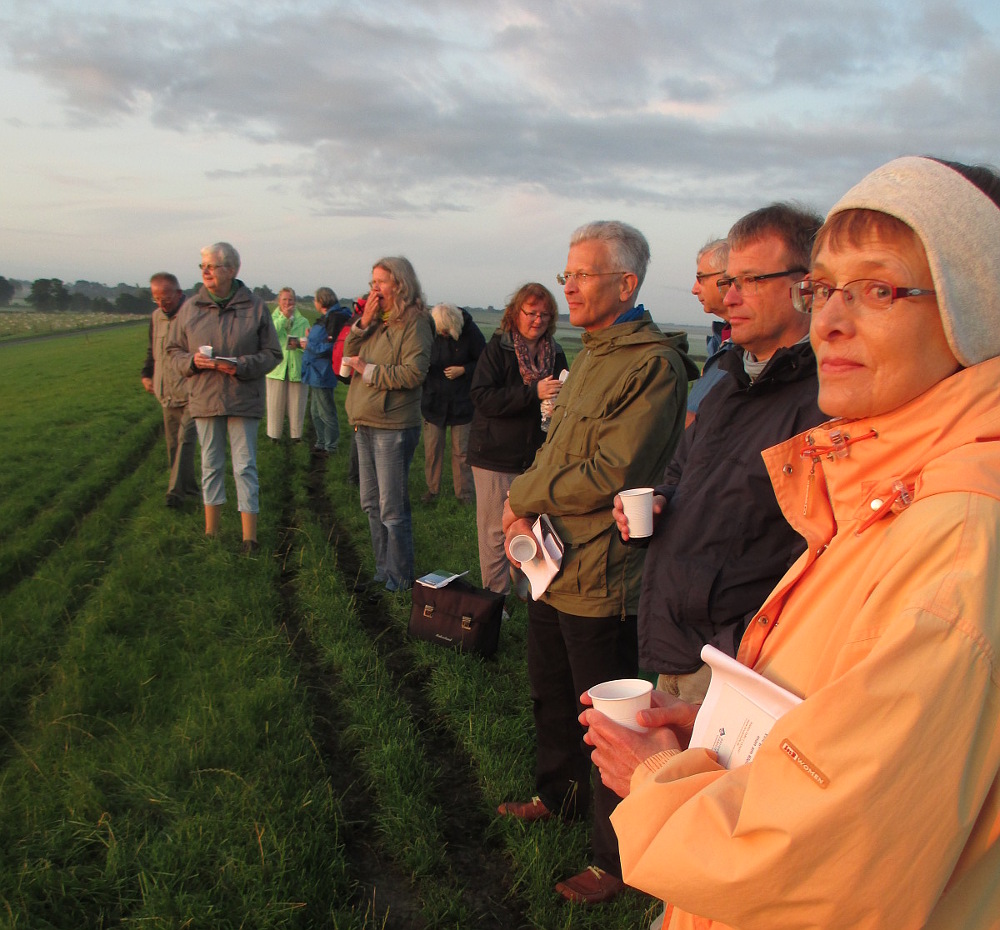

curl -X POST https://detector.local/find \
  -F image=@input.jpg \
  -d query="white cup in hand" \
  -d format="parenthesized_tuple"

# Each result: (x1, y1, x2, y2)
(619, 487, 654, 538)
(588, 678, 653, 731)
(199, 345, 213, 358)
(509, 534, 538, 563)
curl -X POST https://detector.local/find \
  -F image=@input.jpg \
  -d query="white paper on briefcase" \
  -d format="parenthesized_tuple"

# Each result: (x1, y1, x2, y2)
(519, 514, 564, 600)
(689, 644, 802, 769)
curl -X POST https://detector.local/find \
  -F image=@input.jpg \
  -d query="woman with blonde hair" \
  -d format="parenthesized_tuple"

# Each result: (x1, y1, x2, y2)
(342, 257, 434, 594)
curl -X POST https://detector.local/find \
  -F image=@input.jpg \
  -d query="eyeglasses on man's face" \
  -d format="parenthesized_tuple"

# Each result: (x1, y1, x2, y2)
(695, 270, 724, 283)
(716, 268, 807, 296)
(556, 271, 627, 286)
(199, 263, 229, 272)
(791, 278, 937, 314)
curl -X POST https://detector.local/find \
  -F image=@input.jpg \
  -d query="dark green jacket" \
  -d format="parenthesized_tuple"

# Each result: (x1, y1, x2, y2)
(508, 312, 697, 618)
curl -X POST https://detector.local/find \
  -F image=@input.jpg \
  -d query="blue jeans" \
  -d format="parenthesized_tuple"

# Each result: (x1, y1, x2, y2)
(195, 416, 261, 512)
(310, 386, 339, 452)
(355, 424, 420, 591)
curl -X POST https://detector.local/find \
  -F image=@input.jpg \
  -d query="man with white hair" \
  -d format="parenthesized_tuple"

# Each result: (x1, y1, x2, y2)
(685, 238, 731, 426)
(499, 220, 697, 905)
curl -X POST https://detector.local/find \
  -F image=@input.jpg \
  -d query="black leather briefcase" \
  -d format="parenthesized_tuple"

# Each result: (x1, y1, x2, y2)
(408, 578, 505, 657)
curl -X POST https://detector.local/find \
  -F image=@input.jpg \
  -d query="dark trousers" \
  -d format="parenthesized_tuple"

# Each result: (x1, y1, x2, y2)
(527, 599, 638, 878)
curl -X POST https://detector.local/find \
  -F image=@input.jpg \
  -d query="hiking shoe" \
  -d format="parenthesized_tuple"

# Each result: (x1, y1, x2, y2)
(497, 796, 552, 822)
(420, 491, 438, 504)
(240, 539, 260, 556)
(555, 866, 625, 905)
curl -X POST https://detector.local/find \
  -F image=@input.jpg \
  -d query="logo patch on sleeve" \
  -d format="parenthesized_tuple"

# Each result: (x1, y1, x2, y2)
(780, 739, 829, 788)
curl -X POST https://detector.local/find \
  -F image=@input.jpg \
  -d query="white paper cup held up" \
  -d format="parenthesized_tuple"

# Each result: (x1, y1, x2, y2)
(199, 345, 213, 358)
(619, 487, 654, 538)
(339, 358, 353, 378)
(587, 678, 653, 731)
(509, 533, 538, 563)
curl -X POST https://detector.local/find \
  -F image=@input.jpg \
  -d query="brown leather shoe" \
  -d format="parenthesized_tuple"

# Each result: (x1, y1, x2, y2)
(496, 796, 552, 822)
(555, 865, 626, 905)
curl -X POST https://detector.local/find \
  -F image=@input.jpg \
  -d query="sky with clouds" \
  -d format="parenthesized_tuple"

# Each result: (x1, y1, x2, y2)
(2, 0, 999, 325)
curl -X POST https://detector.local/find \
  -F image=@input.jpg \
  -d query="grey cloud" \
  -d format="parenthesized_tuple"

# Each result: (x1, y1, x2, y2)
(4, 0, 1000, 218)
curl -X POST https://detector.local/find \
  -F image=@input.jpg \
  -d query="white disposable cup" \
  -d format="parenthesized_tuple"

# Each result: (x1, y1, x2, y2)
(199, 345, 213, 358)
(619, 487, 654, 538)
(509, 534, 538, 563)
(587, 678, 653, 731)
(339, 358, 353, 378)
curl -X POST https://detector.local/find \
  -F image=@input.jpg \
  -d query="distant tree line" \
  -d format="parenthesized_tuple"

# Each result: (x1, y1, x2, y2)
(0, 275, 283, 313)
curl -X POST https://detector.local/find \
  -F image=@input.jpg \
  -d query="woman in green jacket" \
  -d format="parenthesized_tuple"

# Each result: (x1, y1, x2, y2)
(266, 287, 310, 441)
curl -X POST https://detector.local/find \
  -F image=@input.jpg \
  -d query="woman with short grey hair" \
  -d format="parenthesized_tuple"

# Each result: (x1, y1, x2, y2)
(420, 302, 486, 504)
(167, 241, 281, 553)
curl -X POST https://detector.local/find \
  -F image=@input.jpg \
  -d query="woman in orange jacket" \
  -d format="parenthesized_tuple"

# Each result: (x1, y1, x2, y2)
(594, 157, 1000, 930)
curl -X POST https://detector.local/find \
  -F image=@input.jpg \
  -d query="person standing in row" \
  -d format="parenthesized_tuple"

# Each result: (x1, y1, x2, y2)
(166, 242, 281, 552)
(467, 283, 566, 596)
(499, 221, 697, 905)
(141, 272, 199, 508)
(616, 203, 825, 709)
(343, 257, 433, 594)
(266, 288, 310, 442)
(684, 238, 731, 426)
(301, 287, 351, 457)
(420, 303, 486, 505)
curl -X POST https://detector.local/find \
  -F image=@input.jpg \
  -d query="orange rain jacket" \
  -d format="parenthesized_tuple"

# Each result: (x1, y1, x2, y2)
(612, 356, 1000, 930)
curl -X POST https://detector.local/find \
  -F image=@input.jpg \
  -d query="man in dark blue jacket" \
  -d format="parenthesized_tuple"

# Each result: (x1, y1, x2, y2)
(615, 203, 828, 702)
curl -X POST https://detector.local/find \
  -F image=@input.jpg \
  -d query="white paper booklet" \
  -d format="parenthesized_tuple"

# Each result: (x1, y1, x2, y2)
(689, 644, 802, 769)
(416, 569, 469, 589)
(520, 514, 564, 600)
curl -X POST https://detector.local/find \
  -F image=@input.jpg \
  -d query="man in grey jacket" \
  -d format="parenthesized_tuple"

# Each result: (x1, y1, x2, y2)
(141, 272, 199, 509)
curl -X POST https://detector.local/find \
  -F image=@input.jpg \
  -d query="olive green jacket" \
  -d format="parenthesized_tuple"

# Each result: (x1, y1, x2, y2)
(508, 312, 697, 618)
(344, 306, 434, 429)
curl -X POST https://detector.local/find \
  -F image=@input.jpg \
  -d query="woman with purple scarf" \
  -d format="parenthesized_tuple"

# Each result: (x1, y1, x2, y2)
(467, 283, 568, 598)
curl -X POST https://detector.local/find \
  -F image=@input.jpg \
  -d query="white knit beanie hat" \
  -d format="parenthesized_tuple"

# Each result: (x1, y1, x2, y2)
(827, 156, 1000, 367)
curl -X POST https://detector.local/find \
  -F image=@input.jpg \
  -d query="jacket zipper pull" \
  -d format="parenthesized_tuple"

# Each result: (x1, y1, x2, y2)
(803, 456, 817, 517)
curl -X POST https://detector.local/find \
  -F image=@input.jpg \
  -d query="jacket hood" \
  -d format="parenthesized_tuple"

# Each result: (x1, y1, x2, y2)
(194, 279, 252, 309)
(582, 313, 699, 381)
(828, 156, 1000, 367)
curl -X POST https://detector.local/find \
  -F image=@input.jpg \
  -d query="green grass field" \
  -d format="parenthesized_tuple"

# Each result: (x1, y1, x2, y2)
(0, 324, 666, 929)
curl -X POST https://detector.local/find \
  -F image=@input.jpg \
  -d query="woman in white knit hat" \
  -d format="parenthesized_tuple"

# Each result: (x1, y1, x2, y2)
(585, 157, 1000, 930)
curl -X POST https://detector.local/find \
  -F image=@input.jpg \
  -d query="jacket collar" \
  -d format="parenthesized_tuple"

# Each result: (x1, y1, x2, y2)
(718, 339, 817, 389)
(762, 355, 1000, 550)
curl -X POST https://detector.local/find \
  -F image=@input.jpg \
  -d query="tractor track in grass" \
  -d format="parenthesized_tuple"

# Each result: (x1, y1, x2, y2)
(287, 452, 532, 929)
(272, 453, 426, 929)
(0, 420, 162, 595)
